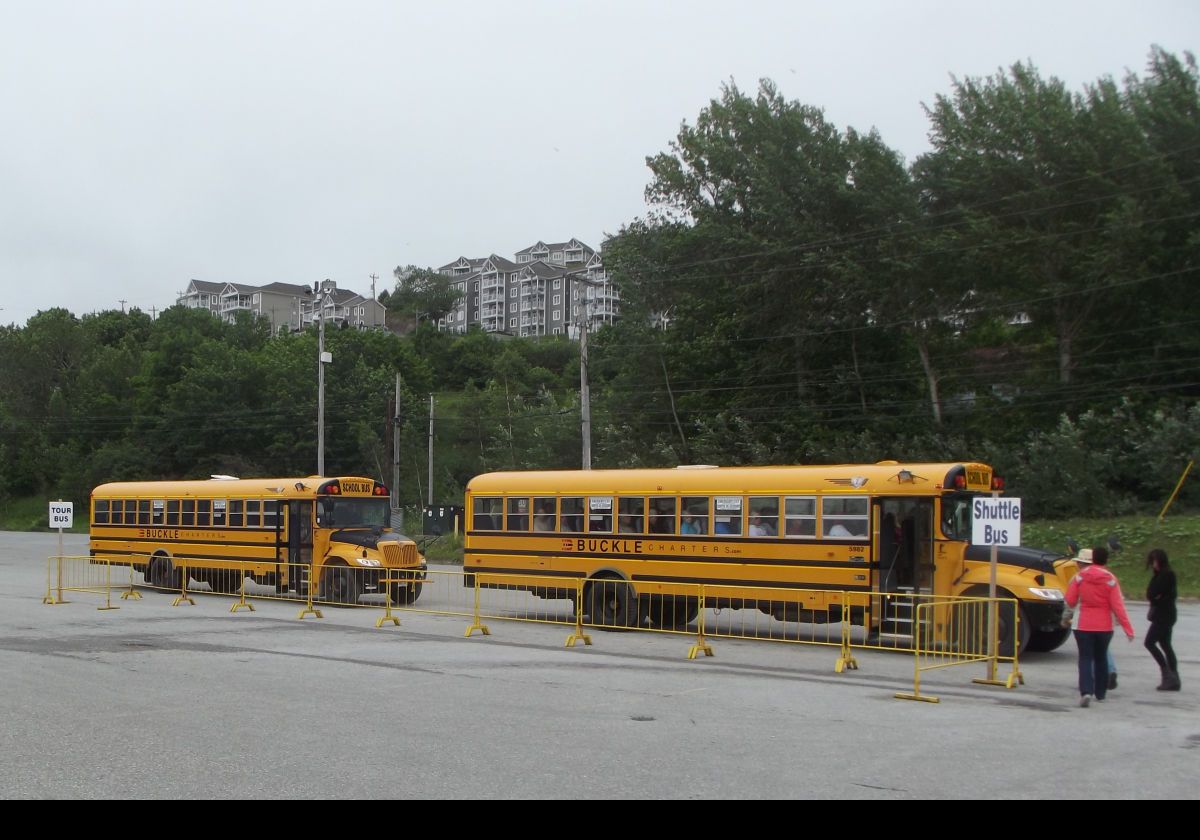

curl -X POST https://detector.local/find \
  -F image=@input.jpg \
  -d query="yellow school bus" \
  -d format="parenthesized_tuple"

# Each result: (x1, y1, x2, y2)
(90, 476, 426, 604)
(464, 462, 1075, 652)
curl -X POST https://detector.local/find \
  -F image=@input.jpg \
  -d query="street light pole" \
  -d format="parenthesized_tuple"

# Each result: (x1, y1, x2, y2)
(318, 312, 327, 476)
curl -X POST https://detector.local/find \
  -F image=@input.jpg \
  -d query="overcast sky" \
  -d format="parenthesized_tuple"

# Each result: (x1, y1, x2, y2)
(1, 1, 1196, 327)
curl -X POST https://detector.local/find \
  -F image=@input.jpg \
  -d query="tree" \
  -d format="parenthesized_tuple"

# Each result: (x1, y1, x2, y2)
(387, 265, 464, 327)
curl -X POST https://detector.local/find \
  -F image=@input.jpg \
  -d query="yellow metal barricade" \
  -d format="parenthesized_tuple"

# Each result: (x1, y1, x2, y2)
(42, 555, 121, 610)
(895, 596, 1023, 702)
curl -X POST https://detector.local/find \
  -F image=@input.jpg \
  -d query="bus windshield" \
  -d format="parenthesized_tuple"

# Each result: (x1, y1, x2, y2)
(318, 498, 391, 529)
(941, 493, 974, 540)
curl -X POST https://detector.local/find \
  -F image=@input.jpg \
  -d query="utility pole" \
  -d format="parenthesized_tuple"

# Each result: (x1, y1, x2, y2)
(318, 310, 331, 476)
(369, 273, 379, 330)
(392, 374, 402, 511)
(427, 394, 435, 506)
(118, 299, 127, 314)
(572, 272, 595, 469)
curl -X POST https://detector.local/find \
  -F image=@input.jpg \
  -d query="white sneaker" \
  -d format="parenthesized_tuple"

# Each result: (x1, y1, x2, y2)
(1080, 694, 1092, 707)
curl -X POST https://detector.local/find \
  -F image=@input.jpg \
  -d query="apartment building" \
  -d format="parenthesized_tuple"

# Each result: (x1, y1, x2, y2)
(438, 238, 619, 338)
(178, 278, 386, 333)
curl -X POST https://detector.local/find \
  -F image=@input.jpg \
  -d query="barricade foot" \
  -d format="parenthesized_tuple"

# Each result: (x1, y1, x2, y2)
(121, 590, 143, 600)
(171, 595, 195, 607)
(465, 622, 491, 637)
(231, 602, 255, 613)
(687, 641, 714, 659)
(835, 654, 859, 672)
(42, 596, 67, 605)
(895, 691, 940, 703)
(375, 615, 401, 628)
(565, 631, 592, 647)
(97, 605, 119, 611)
(297, 607, 323, 619)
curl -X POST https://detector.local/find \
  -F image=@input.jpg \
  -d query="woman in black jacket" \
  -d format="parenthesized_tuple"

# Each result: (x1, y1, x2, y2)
(1145, 548, 1180, 691)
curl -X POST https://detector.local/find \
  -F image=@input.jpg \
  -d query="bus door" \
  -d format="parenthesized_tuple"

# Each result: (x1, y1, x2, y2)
(872, 498, 935, 642)
(284, 501, 313, 594)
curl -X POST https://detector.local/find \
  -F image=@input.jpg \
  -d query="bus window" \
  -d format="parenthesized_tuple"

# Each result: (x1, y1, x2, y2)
(823, 497, 868, 538)
(137, 500, 151, 525)
(263, 500, 280, 529)
(532, 497, 557, 532)
(784, 496, 816, 538)
(212, 499, 226, 526)
(152, 499, 165, 525)
(507, 497, 530, 532)
(94, 499, 110, 525)
(714, 496, 741, 534)
(560, 497, 584, 532)
(748, 497, 779, 536)
(473, 497, 502, 531)
(166, 500, 180, 526)
(245, 500, 260, 527)
(197, 499, 211, 527)
(182, 500, 196, 527)
(617, 497, 644, 533)
(648, 497, 676, 534)
(228, 499, 243, 527)
(588, 496, 613, 533)
(681, 496, 709, 535)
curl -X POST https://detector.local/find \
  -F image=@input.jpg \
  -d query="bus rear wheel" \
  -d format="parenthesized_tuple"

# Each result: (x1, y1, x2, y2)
(148, 555, 180, 590)
(646, 595, 699, 630)
(586, 578, 642, 629)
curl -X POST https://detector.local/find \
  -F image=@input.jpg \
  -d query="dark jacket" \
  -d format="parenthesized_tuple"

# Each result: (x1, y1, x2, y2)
(1146, 568, 1178, 625)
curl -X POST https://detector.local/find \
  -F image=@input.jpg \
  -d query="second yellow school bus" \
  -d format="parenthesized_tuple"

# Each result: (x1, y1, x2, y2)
(90, 476, 426, 605)
(464, 461, 1075, 653)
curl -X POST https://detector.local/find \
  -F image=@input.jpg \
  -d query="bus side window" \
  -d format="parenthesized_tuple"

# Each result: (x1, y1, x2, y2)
(533, 497, 557, 532)
(196, 499, 211, 527)
(473, 497, 502, 531)
(681, 496, 709, 535)
(110, 499, 124, 525)
(822, 497, 868, 538)
(212, 499, 226, 526)
(137, 500, 151, 526)
(560, 497, 584, 532)
(166, 500, 180, 526)
(245, 500, 261, 528)
(228, 500, 243, 527)
(617, 497, 644, 533)
(748, 497, 779, 536)
(94, 499, 110, 525)
(152, 500, 165, 525)
(713, 496, 741, 534)
(588, 496, 613, 533)
(648, 497, 676, 534)
(507, 497, 530, 532)
(784, 496, 816, 538)
(263, 500, 280, 529)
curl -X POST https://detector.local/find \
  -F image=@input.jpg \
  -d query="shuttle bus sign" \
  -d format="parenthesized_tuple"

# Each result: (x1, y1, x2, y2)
(971, 496, 1021, 546)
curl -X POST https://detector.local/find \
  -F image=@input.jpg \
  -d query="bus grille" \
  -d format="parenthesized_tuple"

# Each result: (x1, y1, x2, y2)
(380, 540, 418, 567)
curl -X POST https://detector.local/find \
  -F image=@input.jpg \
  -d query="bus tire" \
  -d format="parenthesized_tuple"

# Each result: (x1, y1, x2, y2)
(149, 554, 180, 590)
(1026, 626, 1071, 653)
(647, 595, 699, 630)
(322, 563, 363, 607)
(962, 587, 1032, 656)
(389, 581, 423, 605)
(586, 578, 642, 629)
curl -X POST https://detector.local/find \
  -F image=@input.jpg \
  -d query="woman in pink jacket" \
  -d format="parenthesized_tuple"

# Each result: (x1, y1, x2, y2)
(1065, 545, 1135, 707)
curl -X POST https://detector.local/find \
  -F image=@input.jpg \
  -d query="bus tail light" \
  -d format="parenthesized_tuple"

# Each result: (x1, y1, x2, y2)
(992, 476, 1005, 491)
(953, 474, 966, 489)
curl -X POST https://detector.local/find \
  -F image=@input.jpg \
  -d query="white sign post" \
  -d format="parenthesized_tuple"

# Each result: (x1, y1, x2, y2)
(48, 500, 73, 605)
(971, 494, 1022, 682)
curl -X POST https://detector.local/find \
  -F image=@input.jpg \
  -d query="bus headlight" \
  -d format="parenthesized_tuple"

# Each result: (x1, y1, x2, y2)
(1028, 587, 1065, 600)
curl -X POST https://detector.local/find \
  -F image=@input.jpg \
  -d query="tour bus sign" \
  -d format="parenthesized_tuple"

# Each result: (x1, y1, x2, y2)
(49, 501, 73, 529)
(971, 497, 1021, 546)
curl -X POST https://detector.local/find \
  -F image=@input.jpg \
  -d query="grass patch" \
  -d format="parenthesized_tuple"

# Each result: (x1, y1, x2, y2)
(0, 496, 88, 533)
(417, 531, 464, 565)
(1025, 514, 1199, 599)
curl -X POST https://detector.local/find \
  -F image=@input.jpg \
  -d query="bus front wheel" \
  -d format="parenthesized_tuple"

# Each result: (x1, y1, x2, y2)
(389, 581, 423, 605)
(322, 563, 363, 607)
(962, 587, 1032, 656)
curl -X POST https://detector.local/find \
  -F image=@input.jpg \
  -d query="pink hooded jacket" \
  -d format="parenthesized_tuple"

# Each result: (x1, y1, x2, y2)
(1066, 564, 1134, 635)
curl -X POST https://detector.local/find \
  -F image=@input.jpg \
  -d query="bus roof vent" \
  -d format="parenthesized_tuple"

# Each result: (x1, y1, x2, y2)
(209, 474, 239, 481)
(675, 464, 719, 470)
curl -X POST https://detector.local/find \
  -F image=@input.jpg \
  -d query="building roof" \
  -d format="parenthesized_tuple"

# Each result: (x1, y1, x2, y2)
(184, 279, 225, 294)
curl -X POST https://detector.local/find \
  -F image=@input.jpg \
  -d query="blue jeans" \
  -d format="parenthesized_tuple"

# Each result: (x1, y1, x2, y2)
(1074, 630, 1113, 699)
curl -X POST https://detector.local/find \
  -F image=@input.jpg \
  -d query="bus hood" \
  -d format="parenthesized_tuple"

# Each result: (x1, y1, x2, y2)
(330, 529, 399, 550)
(963, 544, 1065, 574)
